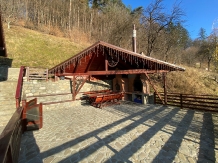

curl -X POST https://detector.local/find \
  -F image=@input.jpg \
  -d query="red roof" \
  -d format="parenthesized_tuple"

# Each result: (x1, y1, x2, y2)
(49, 41, 185, 78)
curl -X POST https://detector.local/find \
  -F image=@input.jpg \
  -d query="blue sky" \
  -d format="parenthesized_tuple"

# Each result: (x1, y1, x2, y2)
(122, 0, 218, 39)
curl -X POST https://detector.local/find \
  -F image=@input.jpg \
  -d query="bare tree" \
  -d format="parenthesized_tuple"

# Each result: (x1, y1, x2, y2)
(142, 0, 184, 57)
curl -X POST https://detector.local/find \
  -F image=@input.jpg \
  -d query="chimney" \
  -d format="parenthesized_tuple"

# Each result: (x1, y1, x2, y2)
(132, 24, 136, 53)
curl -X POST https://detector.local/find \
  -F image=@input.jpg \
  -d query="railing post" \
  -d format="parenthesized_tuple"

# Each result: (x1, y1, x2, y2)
(180, 94, 183, 109)
(46, 68, 48, 81)
(26, 67, 29, 81)
(154, 92, 156, 104)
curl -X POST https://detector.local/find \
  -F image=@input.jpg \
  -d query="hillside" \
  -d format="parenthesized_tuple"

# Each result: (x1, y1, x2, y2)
(4, 25, 90, 68)
(3, 25, 218, 95)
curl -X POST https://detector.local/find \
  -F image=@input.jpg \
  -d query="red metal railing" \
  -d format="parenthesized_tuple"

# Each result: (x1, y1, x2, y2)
(15, 66, 25, 108)
(154, 92, 218, 112)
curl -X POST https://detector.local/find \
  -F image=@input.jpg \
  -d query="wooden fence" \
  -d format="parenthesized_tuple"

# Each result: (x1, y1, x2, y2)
(26, 67, 48, 81)
(154, 92, 218, 112)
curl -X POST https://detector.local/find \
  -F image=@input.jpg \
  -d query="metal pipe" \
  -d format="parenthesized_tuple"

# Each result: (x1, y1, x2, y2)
(132, 24, 136, 53)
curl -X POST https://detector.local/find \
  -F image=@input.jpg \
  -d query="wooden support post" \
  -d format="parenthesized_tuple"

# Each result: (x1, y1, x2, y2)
(163, 72, 167, 105)
(180, 94, 183, 109)
(75, 76, 89, 96)
(46, 69, 48, 81)
(154, 92, 156, 104)
(26, 67, 29, 81)
(105, 54, 108, 71)
(72, 76, 76, 101)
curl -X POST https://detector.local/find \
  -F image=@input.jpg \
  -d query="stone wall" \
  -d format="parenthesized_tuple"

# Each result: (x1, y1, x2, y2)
(23, 79, 112, 103)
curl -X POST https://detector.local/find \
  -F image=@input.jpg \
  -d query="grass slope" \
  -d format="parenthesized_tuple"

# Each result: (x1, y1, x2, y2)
(4, 25, 89, 68)
(3, 25, 218, 95)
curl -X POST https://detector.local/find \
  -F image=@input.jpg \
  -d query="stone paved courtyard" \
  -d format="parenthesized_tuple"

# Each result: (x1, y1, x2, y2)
(18, 101, 218, 163)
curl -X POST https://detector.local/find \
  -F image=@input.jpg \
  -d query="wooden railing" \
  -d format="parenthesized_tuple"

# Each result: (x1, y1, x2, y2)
(26, 67, 48, 81)
(22, 98, 43, 130)
(0, 98, 43, 163)
(154, 92, 218, 112)
(15, 66, 26, 108)
(0, 107, 24, 163)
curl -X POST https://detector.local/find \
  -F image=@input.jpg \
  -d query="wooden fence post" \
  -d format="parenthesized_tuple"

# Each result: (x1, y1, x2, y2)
(154, 92, 156, 104)
(26, 67, 29, 81)
(46, 69, 48, 81)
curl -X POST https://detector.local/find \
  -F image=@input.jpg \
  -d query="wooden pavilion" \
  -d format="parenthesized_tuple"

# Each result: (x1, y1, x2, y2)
(49, 41, 185, 104)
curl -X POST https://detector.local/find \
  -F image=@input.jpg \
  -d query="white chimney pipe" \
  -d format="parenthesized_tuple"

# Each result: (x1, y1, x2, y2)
(132, 24, 136, 53)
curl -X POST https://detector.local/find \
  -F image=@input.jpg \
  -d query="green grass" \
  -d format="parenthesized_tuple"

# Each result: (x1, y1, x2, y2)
(4, 25, 89, 68)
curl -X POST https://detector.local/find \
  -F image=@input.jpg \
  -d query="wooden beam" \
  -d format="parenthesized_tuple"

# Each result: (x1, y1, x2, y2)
(85, 53, 96, 72)
(75, 76, 89, 96)
(56, 69, 170, 76)
(73, 60, 79, 73)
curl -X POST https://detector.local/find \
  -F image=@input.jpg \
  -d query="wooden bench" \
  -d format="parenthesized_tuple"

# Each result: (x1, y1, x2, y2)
(90, 92, 123, 108)
(82, 89, 112, 102)
(83, 89, 111, 95)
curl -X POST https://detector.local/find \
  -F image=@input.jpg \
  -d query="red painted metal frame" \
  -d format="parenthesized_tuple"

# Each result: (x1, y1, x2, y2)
(15, 66, 25, 108)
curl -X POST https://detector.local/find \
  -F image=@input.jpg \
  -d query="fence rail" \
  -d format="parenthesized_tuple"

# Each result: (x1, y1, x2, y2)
(26, 67, 48, 81)
(0, 107, 24, 163)
(154, 92, 218, 112)
(15, 66, 25, 108)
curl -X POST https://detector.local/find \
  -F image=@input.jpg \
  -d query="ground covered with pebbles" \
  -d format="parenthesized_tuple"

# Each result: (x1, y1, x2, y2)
(19, 101, 218, 163)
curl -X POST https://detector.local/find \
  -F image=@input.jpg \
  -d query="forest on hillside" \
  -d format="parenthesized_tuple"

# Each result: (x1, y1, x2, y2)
(0, 0, 218, 71)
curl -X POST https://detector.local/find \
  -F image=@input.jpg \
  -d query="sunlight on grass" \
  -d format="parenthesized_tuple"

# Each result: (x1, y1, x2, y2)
(4, 25, 90, 68)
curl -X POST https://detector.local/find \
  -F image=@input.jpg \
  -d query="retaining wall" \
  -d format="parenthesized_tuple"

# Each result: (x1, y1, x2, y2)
(23, 79, 112, 104)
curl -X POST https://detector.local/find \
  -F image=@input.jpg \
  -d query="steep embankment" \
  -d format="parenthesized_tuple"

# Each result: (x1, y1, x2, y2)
(153, 66, 218, 95)
(4, 25, 90, 68)
(3, 25, 218, 95)
(167, 66, 218, 95)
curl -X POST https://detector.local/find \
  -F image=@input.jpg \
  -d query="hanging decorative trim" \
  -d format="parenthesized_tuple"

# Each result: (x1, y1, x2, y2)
(108, 53, 119, 67)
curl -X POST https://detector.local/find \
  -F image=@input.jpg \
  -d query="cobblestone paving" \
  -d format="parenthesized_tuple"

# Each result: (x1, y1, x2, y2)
(19, 101, 218, 163)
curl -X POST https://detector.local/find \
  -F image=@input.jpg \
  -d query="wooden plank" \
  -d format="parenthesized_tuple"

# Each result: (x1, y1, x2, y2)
(56, 69, 170, 76)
